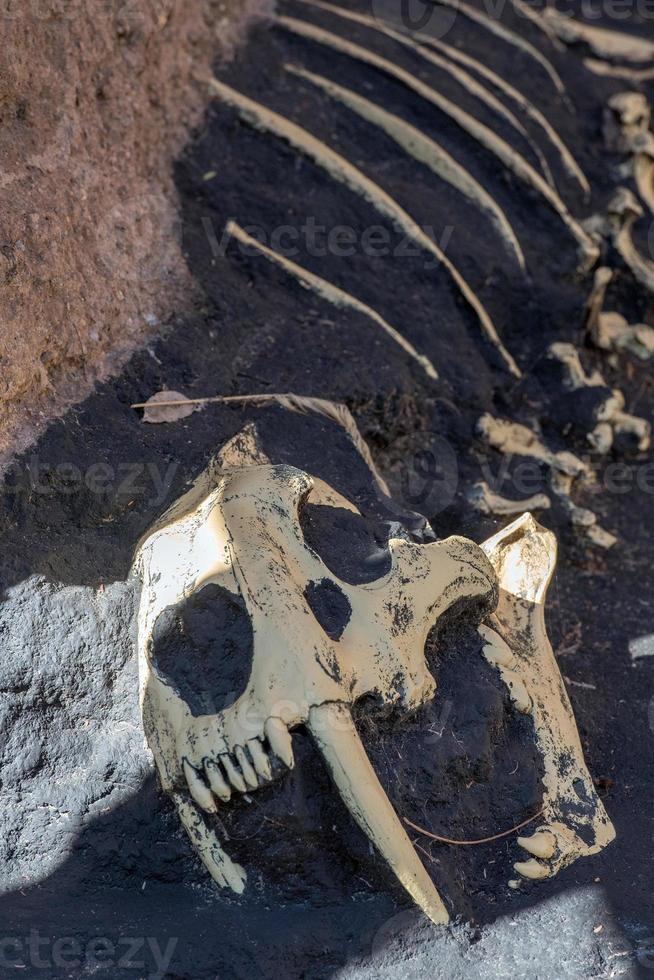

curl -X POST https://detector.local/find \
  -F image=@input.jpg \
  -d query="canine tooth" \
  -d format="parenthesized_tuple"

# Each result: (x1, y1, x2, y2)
(205, 759, 232, 802)
(308, 701, 449, 926)
(183, 759, 217, 813)
(513, 858, 551, 880)
(234, 745, 259, 790)
(221, 753, 248, 793)
(248, 738, 273, 781)
(517, 831, 557, 860)
(265, 717, 295, 769)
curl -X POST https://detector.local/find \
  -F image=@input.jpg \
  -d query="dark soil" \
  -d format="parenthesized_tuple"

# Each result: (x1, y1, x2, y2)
(0, 2, 652, 977)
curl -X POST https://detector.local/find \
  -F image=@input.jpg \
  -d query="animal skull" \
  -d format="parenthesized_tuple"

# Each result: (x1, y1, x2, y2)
(133, 462, 497, 924)
(133, 460, 614, 924)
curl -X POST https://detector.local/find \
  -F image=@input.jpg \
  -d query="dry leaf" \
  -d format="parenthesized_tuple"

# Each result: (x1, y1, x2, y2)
(141, 390, 199, 424)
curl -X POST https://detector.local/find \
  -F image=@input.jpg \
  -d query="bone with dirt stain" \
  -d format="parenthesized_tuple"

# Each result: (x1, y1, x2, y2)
(467, 481, 551, 517)
(225, 220, 439, 380)
(477, 414, 618, 547)
(585, 188, 654, 295)
(603, 92, 654, 218)
(584, 266, 654, 361)
(540, 10, 654, 65)
(133, 461, 499, 924)
(292, 1, 561, 193)
(480, 514, 616, 882)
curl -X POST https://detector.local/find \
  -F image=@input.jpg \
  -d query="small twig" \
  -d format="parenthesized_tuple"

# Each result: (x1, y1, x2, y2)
(130, 394, 270, 409)
(403, 806, 546, 846)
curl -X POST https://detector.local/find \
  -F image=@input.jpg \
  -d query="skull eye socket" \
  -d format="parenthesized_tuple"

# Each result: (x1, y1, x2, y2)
(149, 584, 254, 717)
(300, 503, 392, 585)
(304, 578, 352, 641)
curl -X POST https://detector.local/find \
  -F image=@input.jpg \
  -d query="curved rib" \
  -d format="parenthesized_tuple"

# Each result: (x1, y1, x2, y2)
(276, 15, 598, 270)
(226, 220, 440, 380)
(414, 34, 589, 196)
(285, 63, 525, 271)
(210, 77, 522, 376)
(293, 0, 558, 191)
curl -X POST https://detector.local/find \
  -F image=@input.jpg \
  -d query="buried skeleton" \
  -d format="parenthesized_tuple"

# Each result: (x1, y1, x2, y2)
(132, 424, 615, 925)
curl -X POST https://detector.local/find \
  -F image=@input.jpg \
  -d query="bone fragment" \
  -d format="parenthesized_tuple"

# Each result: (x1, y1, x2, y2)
(308, 700, 449, 925)
(292, 1, 561, 190)
(467, 481, 551, 516)
(415, 34, 588, 195)
(284, 64, 525, 271)
(585, 188, 654, 294)
(541, 10, 654, 64)
(277, 16, 597, 270)
(585, 59, 654, 82)
(211, 78, 521, 377)
(593, 312, 654, 360)
(205, 759, 232, 802)
(226, 220, 438, 380)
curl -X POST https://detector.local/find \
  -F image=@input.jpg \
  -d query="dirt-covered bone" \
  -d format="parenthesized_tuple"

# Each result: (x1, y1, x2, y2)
(133, 462, 498, 925)
(480, 515, 616, 881)
(603, 93, 654, 218)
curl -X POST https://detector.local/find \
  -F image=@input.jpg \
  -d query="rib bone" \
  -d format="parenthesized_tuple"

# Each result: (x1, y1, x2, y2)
(277, 15, 598, 270)
(285, 63, 525, 271)
(210, 77, 521, 376)
(308, 700, 449, 925)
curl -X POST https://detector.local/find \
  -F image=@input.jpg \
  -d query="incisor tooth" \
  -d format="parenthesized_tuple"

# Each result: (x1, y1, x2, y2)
(517, 830, 557, 859)
(205, 759, 232, 802)
(234, 745, 259, 790)
(183, 759, 217, 813)
(248, 738, 273, 781)
(265, 717, 295, 769)
(221, 753, 247, 793)
(514, 858, 551, 880)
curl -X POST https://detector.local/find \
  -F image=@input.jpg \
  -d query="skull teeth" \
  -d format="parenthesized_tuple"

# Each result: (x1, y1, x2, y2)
(516, 830, 557, 860)
(221, 753, 248, 793)
(204, 759, 232, 803)
(183, 758, 217, 813)
(234, 744, 259, 790)
(247, 738, 273, 781)
(264, 717, 295, 769)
